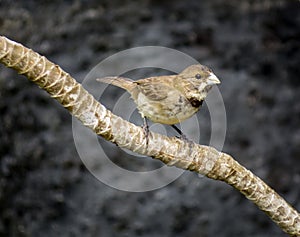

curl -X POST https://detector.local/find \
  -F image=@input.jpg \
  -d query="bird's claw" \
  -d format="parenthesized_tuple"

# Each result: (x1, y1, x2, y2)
(176, 134, 194, 146)
(172, 125, 194, 145)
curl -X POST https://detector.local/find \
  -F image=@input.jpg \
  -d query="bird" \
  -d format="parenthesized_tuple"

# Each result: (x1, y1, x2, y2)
(96, 64, 220, 139)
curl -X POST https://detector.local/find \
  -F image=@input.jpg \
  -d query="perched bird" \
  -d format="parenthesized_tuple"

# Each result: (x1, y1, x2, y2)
(97, 64, 220, 137)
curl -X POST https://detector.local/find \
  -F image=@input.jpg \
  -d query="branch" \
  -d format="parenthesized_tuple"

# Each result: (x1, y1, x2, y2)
(0, 36, 299, 236)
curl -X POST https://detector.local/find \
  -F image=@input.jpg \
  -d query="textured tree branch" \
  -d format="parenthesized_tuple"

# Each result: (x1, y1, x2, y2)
(0, 36, 299, 236)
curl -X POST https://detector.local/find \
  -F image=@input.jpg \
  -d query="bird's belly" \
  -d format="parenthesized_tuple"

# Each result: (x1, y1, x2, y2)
(135, 93, 199, 125)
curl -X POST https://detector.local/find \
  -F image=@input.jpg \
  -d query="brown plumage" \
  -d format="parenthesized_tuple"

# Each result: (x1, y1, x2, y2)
(97, 64, 220, 125)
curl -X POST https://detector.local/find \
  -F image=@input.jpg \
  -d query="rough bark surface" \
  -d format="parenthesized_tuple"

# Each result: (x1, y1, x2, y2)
(1, 36, 299, 236)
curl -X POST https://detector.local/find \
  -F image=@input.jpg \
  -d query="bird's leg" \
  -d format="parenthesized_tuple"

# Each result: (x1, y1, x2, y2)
(171, 125, 187, 140)
(171, 125, 193, 143)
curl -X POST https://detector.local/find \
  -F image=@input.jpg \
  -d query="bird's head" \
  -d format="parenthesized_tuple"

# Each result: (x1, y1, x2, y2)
(176, 64, 220, 103)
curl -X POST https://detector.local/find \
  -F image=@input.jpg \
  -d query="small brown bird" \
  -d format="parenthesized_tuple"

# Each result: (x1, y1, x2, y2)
(97, 64, 220, 136)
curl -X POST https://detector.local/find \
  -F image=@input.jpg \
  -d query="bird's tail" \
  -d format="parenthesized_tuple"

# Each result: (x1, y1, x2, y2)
(96, 76, 135, 91)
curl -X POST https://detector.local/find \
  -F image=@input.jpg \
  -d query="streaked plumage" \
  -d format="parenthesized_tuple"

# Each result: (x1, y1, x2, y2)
(97, 64, 220, 125)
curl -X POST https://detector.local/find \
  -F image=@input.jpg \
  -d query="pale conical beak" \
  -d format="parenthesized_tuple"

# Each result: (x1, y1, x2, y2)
(207, 72, 221, 86)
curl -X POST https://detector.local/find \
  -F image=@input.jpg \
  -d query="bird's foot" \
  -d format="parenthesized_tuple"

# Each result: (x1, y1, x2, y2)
(176, 134, 195, 146)
(172, 125, 194, 145)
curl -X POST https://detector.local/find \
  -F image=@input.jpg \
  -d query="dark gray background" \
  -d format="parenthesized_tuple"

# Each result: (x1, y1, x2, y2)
(0, 0, 299, 236)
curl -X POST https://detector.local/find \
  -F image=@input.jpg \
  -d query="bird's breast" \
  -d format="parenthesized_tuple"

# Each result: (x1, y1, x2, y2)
(133, 91, 200, 125)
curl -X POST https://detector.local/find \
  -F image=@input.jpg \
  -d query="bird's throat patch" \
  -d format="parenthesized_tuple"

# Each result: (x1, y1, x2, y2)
(188, 97, 203, 108)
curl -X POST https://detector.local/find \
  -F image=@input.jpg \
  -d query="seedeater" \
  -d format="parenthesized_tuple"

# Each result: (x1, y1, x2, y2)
(97, 64, 220, 137)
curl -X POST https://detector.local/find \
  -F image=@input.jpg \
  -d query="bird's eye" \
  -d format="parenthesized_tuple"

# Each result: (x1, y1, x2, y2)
(195, 74, 201, 79)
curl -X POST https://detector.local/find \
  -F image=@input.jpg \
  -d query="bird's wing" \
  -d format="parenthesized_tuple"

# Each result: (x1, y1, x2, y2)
(135, 77, 174, 101)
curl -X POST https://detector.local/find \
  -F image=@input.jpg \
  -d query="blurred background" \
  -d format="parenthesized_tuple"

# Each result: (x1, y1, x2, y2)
(0, 0, 299, 236)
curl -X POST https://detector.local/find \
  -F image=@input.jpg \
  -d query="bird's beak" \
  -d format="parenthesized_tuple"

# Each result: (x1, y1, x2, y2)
(207, 72, 220, 86)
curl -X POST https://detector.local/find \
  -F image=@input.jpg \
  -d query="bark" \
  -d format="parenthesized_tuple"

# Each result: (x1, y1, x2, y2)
(0, 36, 299, 236)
